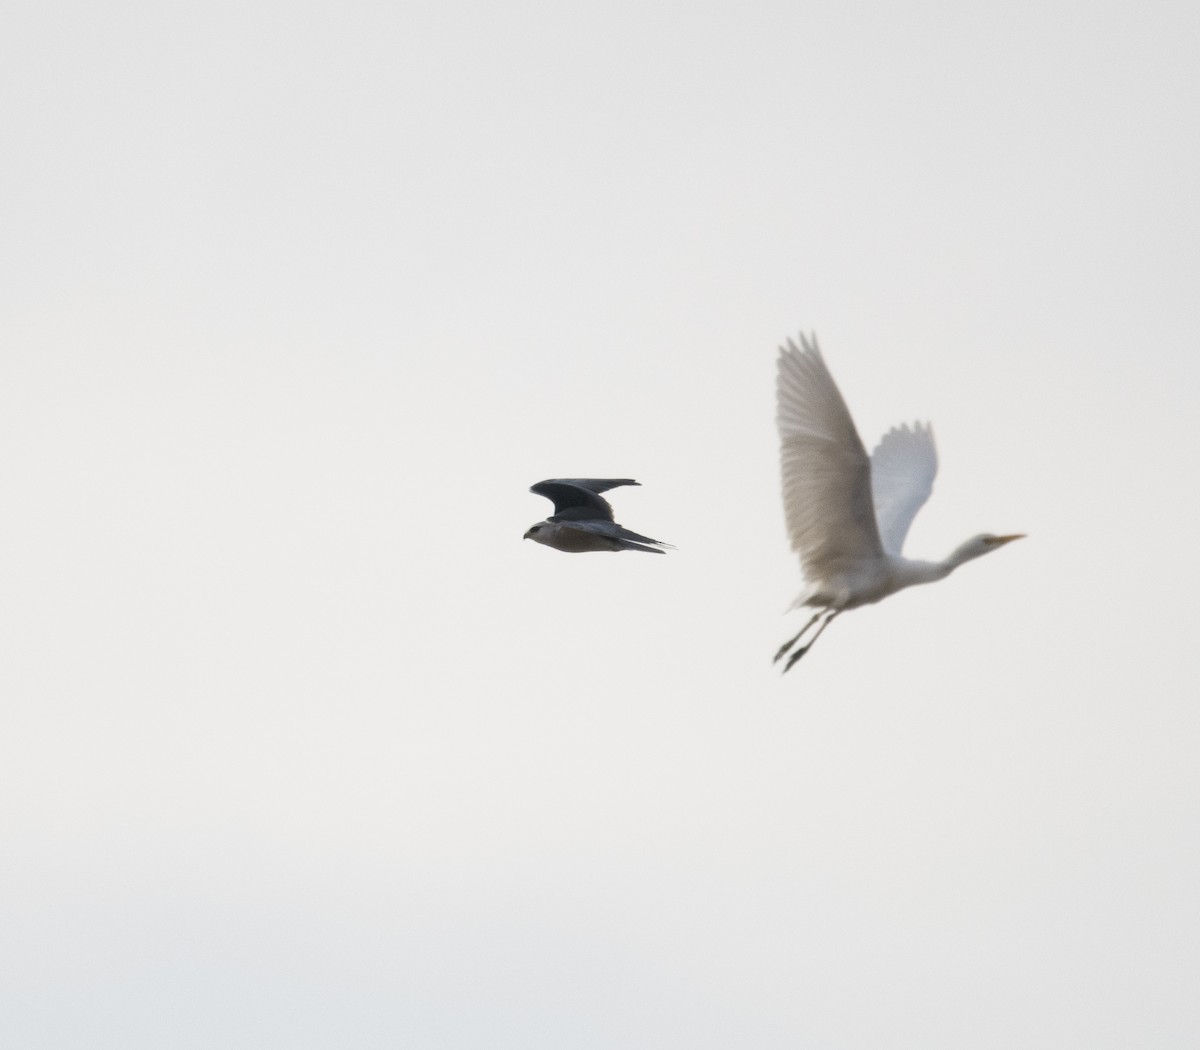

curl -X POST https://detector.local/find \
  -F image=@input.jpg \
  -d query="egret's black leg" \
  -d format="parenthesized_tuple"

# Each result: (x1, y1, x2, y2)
(773, 611, 822, 664)
(781, 610, 841, 673)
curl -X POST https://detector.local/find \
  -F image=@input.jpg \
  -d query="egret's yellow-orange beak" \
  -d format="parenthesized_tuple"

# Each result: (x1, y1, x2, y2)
(985, 533, 1026, 547)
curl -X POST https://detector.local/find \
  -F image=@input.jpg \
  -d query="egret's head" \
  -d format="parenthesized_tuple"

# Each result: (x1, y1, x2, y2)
(954, 532, 1025, 563)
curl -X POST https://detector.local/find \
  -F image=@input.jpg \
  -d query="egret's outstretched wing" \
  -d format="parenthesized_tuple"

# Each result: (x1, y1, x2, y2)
(530, 479, 637, 522)
(869, 423, 938, 556)
(777, 335, 884, 581)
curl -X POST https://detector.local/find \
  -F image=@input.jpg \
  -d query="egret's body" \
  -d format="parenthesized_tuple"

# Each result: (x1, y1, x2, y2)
(775, 334, 1023, 671)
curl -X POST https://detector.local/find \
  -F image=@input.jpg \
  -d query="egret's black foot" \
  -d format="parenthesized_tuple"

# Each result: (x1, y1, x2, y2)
(782, 645, 810, 673)
(773, 613, 822, 665)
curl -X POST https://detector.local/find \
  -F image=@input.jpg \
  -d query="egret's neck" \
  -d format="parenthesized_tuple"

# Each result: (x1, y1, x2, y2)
(892, 557, 954, 590)
(895, 537, 1002, 594)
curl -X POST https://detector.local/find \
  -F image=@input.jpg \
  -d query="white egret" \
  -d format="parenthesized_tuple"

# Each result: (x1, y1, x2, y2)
(775, 334, 1023, 671)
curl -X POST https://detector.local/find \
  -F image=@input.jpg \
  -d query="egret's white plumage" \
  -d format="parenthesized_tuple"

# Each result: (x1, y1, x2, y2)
(869, 421, 937, 558)
(774, 334, 1023, 671)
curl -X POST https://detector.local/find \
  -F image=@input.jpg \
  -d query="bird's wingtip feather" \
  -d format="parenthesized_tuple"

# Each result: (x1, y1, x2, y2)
(779, 332, 822, 360)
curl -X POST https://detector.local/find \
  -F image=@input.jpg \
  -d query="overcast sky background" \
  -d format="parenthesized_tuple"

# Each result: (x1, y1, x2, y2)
(3, 1, 1198, 1047)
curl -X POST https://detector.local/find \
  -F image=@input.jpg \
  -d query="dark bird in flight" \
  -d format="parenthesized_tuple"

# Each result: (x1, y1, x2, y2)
(524, 479, 671, 554)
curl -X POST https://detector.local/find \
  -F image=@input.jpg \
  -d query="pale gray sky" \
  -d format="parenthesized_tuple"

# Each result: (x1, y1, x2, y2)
(3, 1, 1198, 1047)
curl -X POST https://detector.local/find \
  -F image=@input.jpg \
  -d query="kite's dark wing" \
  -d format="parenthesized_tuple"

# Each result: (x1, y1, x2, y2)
(529, 478, 639, 522)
